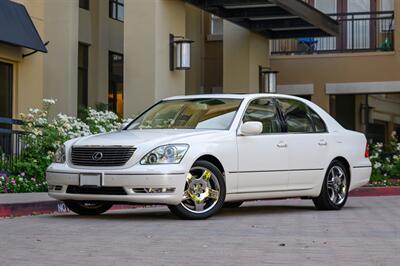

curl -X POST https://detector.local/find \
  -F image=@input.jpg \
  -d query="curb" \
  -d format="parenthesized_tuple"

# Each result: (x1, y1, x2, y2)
(0, 200, 146, 218)
(349, 186, 400, 197)
(1, 187, 399, 218)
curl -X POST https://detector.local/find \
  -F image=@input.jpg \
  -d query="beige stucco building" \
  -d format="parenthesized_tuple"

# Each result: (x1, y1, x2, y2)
(271, 0, 400, 144)
(0, 0, 398, 144)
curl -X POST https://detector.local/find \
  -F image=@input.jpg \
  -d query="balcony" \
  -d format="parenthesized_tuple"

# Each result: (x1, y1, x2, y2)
(271, 11, 394, 55)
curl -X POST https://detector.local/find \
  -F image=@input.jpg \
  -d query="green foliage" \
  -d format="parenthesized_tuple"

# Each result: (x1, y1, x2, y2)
(370, 131, 400, 185)
(1, 99, 122, 193)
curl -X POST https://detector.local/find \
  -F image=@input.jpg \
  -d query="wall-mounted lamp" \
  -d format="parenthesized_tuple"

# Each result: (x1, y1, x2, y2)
(259, 66, 279, 93)
(170, 33, 194, 71)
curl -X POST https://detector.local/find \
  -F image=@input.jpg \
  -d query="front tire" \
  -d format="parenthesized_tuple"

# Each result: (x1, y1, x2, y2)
(168, 160, 226, 220)
(313, 160, 349, 210)
(64, 201, 113, 215)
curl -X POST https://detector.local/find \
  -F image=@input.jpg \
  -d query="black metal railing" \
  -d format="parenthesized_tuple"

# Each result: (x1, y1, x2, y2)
(271, 11, 395, 55)
(0, 117, 25, 173)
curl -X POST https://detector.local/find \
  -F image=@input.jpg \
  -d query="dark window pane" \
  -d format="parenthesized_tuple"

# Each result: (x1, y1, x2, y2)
(78, 43, 89, 110)
(78, 44, 88, 68)
(109, 0, 124, 21)
(294, 95, 312, 101)
(333, 94, 356, 130)
(117, 4, 124, 21)
(109, 52, 124, 117)
(278, 99, 314, 133)
(243, 98, 281, 133)
(0, 62, 13, 120)
(79, 0, 89, 10)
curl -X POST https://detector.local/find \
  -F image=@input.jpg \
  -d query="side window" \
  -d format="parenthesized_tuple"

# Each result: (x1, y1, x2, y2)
(242, 98, 281, 133)
(309, 108, 327, 133)
(277, 98, 314, 133)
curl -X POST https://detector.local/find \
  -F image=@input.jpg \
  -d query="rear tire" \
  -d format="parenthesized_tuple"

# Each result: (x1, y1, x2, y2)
(168, 160, 226, 220)
(64, 201, 113, 215)
(313, 160, 349, 210)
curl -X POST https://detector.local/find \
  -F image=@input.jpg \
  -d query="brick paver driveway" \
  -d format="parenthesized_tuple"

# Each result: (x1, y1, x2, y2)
(0, 196, 399, 266)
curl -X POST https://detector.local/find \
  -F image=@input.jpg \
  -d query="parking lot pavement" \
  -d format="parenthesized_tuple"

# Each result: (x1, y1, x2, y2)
(0, 196, 399, 266)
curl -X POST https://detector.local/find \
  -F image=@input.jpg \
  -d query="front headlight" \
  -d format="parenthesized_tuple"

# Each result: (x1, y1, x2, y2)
(54, 145, 66, 163)
(140, 144, 189, 165)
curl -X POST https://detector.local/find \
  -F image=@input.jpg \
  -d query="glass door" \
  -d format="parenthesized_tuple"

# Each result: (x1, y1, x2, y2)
(0, 61, 13, 121)
(0, 61, 13, 155)
(314, 0, 337, 51)
(347, 0, 371, 49)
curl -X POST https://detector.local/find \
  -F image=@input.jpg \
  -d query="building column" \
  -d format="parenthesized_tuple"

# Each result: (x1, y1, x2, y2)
(43, 0, 79, 116)
(223, 21, 269, 93)
(124, 0, 186, 117)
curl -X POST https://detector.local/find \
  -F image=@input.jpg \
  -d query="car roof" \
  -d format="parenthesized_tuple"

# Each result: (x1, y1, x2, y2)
(164, 93, 303, 101)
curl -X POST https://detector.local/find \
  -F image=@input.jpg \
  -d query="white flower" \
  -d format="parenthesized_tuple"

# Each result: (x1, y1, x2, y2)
(43, 98, 57, 105)
(374, 162, 382, 169)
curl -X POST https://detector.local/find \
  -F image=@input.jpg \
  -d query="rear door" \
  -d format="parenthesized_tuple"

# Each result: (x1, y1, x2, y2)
(276, 98, 329, 190)
(236, 98, 289, 193)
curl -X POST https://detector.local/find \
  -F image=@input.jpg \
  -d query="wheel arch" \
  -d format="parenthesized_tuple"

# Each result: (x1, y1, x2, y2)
(194, 154, 225, 176)
(331, 156, 351, 184)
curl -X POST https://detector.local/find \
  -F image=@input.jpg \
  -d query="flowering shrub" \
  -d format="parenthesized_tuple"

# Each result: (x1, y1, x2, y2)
(370, 131, 400, 185)
(0, 99, 122, 193)
(84, 108, 120, 133)
(0, 173, 47, 193)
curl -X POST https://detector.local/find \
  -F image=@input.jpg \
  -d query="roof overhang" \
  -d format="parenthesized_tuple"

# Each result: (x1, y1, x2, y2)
(0, 0, 48, 53)
(185, 0, 339, 39)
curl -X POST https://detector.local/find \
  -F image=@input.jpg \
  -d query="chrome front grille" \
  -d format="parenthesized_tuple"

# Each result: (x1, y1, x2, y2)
(71, 146, 135, 166)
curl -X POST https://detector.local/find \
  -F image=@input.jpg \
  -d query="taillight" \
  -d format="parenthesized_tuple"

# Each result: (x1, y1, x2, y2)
(364, 143, 369, 158)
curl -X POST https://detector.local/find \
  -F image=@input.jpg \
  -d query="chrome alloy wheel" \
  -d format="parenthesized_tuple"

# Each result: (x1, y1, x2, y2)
(327, 165, 347, 205)
(180, 166, 221, 214)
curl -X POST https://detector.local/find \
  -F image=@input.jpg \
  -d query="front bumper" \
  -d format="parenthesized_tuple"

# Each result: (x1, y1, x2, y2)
(46, 164, 187, 205)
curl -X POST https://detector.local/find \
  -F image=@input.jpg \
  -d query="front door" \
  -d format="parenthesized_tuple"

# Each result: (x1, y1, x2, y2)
(236, 98, 289, 193)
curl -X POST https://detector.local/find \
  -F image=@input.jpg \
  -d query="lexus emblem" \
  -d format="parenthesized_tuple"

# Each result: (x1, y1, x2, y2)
(92, 152, 103, 161)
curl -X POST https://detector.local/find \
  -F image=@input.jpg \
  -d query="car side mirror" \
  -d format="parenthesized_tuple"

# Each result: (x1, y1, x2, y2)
(239, 121, 263, 136)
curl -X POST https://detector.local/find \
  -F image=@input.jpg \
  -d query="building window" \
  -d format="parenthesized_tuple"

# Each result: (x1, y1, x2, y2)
(109, 52, 123, 117)
(0, 61, 13, 155)
(380, 0, 394, 11)
(210, 15, 223, 35)
(0, 61, 13, 120)
(109, 0, 124, 22)
(79, 0, 89, 10)
(330, 93, 400, 144)
(78, 43, 89, 113)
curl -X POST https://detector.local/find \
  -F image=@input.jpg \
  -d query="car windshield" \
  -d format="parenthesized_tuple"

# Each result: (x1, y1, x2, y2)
(127, 98, 242, 130)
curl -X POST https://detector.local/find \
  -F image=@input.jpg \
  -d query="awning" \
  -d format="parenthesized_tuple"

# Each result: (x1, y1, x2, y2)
(0, 0, 47, 53)
(185, 0, 339, 39)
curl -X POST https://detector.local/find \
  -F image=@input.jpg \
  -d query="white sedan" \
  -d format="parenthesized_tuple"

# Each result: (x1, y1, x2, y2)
(46, 94, 371, 219)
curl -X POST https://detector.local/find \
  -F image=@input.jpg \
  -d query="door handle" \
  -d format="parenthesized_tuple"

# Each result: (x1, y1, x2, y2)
(277, 142, 287, 148)
(318, 140, 328, 146)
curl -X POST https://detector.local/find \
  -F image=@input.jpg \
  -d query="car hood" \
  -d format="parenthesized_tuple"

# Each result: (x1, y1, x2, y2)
(72, 129, 223, 147)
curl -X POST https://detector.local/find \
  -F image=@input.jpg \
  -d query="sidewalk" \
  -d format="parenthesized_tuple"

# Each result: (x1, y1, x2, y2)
(1, 187, 399, 218)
